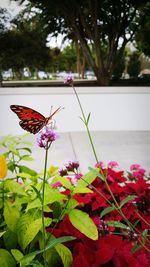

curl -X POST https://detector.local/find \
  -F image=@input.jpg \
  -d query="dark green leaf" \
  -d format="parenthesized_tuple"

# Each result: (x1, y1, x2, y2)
(120, 195, 136, 208)
(132, 244, 141, 253)
(100, 206, 115, 218)
(86, 112, 91, 124)
(107, 220, 128, 229)
(31, 185, 42, 203)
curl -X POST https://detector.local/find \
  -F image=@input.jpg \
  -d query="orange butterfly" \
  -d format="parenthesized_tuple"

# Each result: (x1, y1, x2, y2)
(10, 105, 62, 134)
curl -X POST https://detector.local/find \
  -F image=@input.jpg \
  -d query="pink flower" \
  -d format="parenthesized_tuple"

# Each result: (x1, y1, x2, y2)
(130, 164, 141, 171)
(75, 173, 83, 180)
(108, 161, 119, 169)
(64, 73, 73, 85)
(95, 161, 105, 169)
(51, 181, 62, 188)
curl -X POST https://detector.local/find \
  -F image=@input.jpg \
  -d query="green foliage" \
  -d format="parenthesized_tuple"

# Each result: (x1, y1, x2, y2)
(0, 12, 52, 79)
(0, 249, 16, 267)
(1, 133, 149, 266)
(1, 134, 97, 266)
(127, 51, 141, 77)
(136, 2, 150, 57)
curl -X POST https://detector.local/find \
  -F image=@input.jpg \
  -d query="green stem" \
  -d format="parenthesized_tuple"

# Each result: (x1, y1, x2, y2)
(71, 84, 149, 252)
(42, 147, 49, 267)
(72, 86, 99, 163)
(80, 175, 150, 252)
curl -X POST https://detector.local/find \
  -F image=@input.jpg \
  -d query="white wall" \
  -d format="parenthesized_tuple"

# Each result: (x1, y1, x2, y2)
(0, 86, 150, 135)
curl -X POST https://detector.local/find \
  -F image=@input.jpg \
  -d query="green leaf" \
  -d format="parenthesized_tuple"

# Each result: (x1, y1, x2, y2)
(73, 186, 93, 194)
(100, 206, 115, 218)
(17, 212, 45, 250)
(17, 147, 32, 153)
(16, 172, 32, 179)
(0, 249, 16, 267)
(120, 195, 136, 208)
(52, 176, 72, 189)
(65, 199, 78, 214)
(55, 243, 73, 267)
(142, 229, 148, 244)
(19, 165, 37, 176)
(69, 209, 98, 240)
(26, 187, 65, 211)
(86, 112, 91, 124)
(8, 145, 19, 156)
(27, 260, 44, 267)
(52, 202, 62, 219)
(76, 169, 98, 188)
(20, 236, 76, 266)
(4, 180, 26, 195)
(11, 249, 24, 263)
(4, 201, 20, 232)
(132, 244, 141, 253)
(20, 155, 34, 161)
(3, 229, 18, 250)
(107, 220, 128, 229)
(46, 247, 61, 267)
(0, 231, 6, 238)
(31, 185, 42, 203)
(88, 167, 106, 181)
(7, 161, 16, 172)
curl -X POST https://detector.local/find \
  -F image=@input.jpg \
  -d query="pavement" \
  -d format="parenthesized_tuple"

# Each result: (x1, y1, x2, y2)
(1, 131, 149, 174)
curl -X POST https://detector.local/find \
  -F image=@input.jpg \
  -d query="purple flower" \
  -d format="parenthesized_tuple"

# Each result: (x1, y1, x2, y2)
(36, 126, 59, 149)
(58, 167, 68, 177)
(64, 73, 73, 85)
(65, 160, 80, 172)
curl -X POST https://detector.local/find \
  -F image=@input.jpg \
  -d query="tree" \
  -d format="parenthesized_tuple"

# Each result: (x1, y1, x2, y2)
(0, 8, 11, 85)
(136, 2, 150, 58)
(0, 12, 52, 79)
(15, 0, 149, 85)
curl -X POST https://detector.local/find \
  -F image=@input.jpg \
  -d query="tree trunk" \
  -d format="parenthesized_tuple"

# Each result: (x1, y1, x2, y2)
(73, 27, 111, 86)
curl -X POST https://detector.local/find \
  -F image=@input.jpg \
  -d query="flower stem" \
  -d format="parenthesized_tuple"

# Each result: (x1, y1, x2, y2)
(42, 147, 49, 266)
(72, 86, 99, 163)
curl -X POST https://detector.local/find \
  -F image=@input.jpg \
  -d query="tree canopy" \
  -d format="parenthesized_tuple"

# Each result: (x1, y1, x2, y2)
(15, 0, 149, 85)
(0, 10, 52, 80)
(136, 2, 150, 58)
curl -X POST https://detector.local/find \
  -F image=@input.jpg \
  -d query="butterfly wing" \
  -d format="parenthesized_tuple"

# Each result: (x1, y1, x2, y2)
(19, 119, 45, 134)
(10, 105, 45, 120)
(10, 105, 46, 134)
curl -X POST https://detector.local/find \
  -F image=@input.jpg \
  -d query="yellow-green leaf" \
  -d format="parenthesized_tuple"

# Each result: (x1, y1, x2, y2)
(69, 209, 98, 240)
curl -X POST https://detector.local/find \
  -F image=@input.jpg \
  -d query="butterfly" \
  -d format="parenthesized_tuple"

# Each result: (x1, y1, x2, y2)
(10, 105, 62, 134)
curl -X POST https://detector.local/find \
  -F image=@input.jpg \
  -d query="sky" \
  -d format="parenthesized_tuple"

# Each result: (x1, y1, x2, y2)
(0, 0, 26, 16)
(0, 0, 66, 48)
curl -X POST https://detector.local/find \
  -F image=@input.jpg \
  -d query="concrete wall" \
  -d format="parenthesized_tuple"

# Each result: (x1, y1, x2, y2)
(0, 86, 150, 135)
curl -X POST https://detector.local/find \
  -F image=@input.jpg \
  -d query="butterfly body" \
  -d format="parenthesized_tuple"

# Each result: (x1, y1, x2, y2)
(10, 105, 61, 134)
